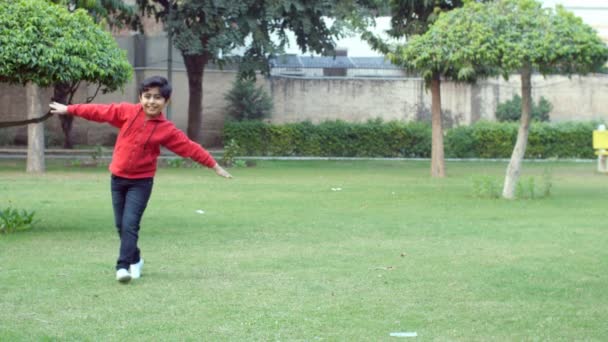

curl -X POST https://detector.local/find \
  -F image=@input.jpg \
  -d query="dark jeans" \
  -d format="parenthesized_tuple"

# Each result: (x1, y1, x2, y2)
(111, 174, 154, 270)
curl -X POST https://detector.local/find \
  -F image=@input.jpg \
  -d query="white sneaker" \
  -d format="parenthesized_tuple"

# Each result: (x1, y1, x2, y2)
(116, 268, 131, 283)
(129, 259, 144, 279)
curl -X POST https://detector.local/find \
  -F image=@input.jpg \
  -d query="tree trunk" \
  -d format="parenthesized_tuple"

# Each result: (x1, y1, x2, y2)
(183, 53, 209, 142)
(53, 82, 74, 148)
(430, 72, 446, 178)
(26, 82, 45, 173)
(502, 66, 532, 199)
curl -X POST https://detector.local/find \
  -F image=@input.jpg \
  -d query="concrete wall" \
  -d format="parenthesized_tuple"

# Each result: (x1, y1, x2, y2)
(269, 73, 608, 127)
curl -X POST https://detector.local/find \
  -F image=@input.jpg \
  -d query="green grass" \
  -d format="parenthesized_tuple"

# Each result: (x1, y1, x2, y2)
(1, 159, 607, 341)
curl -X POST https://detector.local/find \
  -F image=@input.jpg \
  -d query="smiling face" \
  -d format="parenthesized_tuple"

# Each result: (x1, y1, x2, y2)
(139, 87, 168, 118)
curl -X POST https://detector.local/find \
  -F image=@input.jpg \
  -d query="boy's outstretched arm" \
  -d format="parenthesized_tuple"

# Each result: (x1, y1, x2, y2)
(49, 102, 127, 127)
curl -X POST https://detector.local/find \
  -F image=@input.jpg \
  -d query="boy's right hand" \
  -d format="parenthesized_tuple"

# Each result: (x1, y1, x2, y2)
(49, 102, 68, 115)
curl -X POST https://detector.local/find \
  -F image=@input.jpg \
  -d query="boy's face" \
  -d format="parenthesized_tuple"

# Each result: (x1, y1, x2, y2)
(139, 87, 168, 118)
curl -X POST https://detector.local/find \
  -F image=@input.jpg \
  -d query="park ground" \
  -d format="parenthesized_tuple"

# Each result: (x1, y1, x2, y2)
(1, 159, 607, 340)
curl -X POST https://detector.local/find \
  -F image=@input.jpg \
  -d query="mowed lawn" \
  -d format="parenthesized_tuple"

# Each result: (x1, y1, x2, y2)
(1, 159, 607, 341)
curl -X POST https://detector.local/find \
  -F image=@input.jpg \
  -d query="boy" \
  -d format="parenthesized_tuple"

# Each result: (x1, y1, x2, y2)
(49, 76, 232, 283)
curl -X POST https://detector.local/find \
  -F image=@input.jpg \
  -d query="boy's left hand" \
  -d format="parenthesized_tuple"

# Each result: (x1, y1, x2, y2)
(213, 164, 233, 178)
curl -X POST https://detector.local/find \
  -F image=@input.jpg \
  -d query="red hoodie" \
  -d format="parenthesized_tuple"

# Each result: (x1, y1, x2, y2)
(67, 102, 217, 179)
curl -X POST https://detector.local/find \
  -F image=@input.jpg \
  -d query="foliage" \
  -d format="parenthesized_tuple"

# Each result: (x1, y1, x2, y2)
(135, 0, 373, 77)
(386, 0, 470, 38)
(50, 0, 140, 30)
(163, 158, 202, 169)
(495, 95, 552, 122)
(515, 169, 553, 199)
(166, 158, 186, 168)
(224, 79, 273, 121)
(221, 139, 242, 167)
(224, 119, 432, 157)
(363, 0, 492, 54)
(0, 0, 132, 91)
(225, 120, 598, 159)
(490, 0, 608, 78)
(471, 175, 501, 199)
(472, 169, 552, 199)
(388, 0, 608, 85)
(388, 1, 499, 84)
(0, 127, 20, 146)
(0, 207, 36, 234)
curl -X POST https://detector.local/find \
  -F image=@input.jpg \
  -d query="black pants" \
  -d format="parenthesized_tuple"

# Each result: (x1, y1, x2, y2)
(111, 175, 154, 270)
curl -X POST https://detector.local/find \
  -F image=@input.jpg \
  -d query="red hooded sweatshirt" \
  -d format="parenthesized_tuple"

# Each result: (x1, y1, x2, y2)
(67, 102, 217, 179)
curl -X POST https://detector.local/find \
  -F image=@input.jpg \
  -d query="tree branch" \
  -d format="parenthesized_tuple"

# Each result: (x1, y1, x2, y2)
(0, 111, 53, 129)
(86, 84, 103, 103)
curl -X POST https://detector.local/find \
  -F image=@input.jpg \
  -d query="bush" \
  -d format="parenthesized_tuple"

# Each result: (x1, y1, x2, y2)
(225, 120, 597, 159)
(221, 139, 243, 167)
(0, 207, 36, 234)
(224, 78, 273, 121)
(495, 95, 552, 122)
(224, 119, 432, 158)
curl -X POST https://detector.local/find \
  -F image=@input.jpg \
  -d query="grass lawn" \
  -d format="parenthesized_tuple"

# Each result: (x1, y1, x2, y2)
(1, 159, 607, 341)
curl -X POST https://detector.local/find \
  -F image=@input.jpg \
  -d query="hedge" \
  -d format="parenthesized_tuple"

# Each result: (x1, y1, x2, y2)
(224, 120, 598, 159)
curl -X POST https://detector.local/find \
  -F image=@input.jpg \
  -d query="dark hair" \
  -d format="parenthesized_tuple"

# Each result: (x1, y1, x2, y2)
(139, 76, 172, 100)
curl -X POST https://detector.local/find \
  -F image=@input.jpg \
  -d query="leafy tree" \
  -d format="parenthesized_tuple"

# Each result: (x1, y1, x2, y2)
(482, 0, 608, 198)
(49, 0, 140, 148)
(0, 0, 132, 172)
(386, 0, 607, 192)
(380, 0, 492, 178)
(135, 0, 374, 142)
(224, 79, 273, 121)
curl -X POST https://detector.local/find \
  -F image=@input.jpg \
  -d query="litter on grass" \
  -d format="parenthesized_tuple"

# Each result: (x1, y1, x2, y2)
(390, 332, 417, 337)
(331, 187, 342, 191)
(195, 209, 205, 214)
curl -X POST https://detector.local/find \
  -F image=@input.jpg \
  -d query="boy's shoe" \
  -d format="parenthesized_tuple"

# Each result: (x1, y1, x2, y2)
(116, 268, 132, 283)
(129, 259, 144, 279)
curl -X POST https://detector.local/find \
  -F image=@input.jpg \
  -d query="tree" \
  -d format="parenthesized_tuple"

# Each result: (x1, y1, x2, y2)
(50, 0, 140, 148)
(364, 0, 488, 178)
(0, 0, 132, 172)
(135, 0, 373, 142)
(224, 78, 273, 121)
(393, 0, 608, 196)
(483, 0, 608, 198)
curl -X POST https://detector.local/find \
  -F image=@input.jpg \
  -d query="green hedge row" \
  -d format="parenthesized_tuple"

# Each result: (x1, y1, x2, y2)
(223, 120, 598, 159)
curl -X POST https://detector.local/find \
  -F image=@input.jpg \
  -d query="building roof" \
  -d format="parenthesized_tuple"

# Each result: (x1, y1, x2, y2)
(269, 55, 400, 70)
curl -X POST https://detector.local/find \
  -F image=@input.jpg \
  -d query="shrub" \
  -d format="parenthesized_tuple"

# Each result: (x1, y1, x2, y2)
(221, 139, 243, 167)
(445, 126, 475, 158)
(224, 78, 273, 121)
(495, 94, 552, 122)
(471, 176, 501, 199)
(0, 127, 19, 146)
(0, 207, 36, 234)
(224, 120, 596, 159)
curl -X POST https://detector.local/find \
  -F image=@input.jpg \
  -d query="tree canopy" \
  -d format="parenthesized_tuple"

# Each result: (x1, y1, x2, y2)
(0, 0, 132, 92)
(389, 1, 498, 85)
